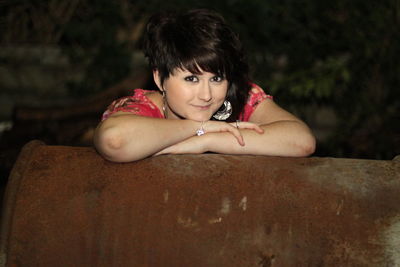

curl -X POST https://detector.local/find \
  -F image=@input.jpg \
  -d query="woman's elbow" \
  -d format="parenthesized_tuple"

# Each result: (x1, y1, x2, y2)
(296, 133, 316, 157)
(94, 126, 129, 162)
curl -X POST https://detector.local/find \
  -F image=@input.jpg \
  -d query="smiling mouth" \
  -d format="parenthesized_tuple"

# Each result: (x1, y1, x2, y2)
(192, 104, 211, 110)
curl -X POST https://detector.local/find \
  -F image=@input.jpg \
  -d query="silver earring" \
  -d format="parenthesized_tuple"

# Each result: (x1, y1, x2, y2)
(162, 90, 167, 118)
(213, 100, 232, 120)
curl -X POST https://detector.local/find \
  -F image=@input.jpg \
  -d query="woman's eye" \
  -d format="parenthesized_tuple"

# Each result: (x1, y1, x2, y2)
(184, 75, 198, 82)
(211, 76, 223, 82)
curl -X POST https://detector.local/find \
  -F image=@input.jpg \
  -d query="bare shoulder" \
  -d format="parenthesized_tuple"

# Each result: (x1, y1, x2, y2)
(145, 91, 163, 111)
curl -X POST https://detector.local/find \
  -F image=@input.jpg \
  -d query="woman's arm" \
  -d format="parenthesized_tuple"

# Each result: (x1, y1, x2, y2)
(157, 99, 315, 157)
(235, 97, 316, 156)
(93, 112, 248, 162)
(203, 120, 315, 157)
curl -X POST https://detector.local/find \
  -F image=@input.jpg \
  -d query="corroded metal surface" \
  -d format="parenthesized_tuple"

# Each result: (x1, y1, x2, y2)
(1, 141, 399, 266)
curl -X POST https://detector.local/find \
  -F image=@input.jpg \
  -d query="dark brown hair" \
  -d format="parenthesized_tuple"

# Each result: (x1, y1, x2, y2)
(142, 9, 251, 122)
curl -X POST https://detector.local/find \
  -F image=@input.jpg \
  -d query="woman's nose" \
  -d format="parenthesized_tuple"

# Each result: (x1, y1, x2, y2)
(198, 82, 212, 102)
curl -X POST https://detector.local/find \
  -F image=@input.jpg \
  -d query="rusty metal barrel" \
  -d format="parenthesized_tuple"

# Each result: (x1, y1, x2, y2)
(1, 140, 399, 266)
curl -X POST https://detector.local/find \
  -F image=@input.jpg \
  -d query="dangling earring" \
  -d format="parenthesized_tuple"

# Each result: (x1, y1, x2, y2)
(213, 100, 232, 120)
(162, 90, 167, 118)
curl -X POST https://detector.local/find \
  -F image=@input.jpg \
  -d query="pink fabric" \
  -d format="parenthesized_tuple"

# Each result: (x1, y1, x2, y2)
(102, 89, 164, 121)
(240, 83, 273, 121)
(102, 85, 272, 121)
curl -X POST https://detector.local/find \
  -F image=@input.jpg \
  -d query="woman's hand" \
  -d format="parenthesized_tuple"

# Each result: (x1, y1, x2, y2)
(229, 121, 264, 133)
(155, 120, 265, 156)
(201, 120, 264, 146)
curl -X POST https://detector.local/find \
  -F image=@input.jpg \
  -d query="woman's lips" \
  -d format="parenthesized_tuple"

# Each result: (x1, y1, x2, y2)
(192, 104, 211, 110)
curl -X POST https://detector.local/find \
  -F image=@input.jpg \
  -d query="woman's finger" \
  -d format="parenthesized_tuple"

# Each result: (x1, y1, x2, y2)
(252, 124, 264, 134)
(225, 124, 245, 146)
(203, 121, 245, 145)
(229, 122, 264, 134)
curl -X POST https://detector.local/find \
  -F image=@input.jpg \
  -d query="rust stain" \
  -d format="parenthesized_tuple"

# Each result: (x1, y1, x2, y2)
(0, 142, 399, 266)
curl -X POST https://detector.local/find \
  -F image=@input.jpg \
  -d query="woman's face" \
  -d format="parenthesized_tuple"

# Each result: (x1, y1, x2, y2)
(154, 68, 228, 121)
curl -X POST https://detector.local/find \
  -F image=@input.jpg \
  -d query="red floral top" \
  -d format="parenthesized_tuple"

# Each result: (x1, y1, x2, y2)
(102, 84, 272, 121)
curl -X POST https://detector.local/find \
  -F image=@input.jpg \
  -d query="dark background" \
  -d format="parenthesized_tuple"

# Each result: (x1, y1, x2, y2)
(0, 0, 399, 189)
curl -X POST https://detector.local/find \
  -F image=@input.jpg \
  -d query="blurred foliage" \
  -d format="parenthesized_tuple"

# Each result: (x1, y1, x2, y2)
(61, 0, 132, 95)
(0, 0, 399, 159)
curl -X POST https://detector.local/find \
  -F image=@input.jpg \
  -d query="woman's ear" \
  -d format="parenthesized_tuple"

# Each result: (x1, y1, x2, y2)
(153, 69, 163, 92)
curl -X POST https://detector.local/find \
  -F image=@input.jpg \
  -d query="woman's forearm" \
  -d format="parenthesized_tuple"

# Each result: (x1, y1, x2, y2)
(94, 114, 201, 162)
(204, 120, 316, 157)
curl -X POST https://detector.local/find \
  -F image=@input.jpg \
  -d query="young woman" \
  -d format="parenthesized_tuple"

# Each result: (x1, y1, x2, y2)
(94, 9, 316, 162)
